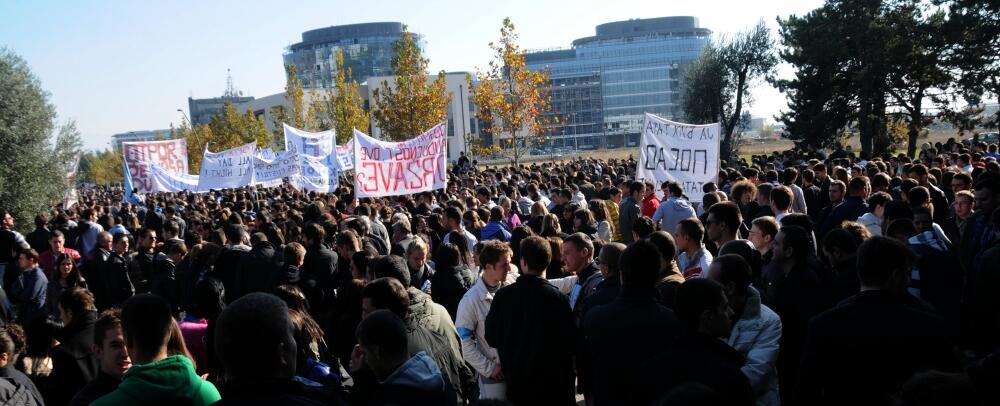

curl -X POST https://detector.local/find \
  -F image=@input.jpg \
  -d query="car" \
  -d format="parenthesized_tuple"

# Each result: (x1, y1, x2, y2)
(966, 132, 999, 145)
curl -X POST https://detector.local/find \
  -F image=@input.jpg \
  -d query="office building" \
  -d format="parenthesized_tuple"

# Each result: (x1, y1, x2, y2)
(283, 22, 423, 89)
(111, 129, 173, 150)
(189, 95, 256, 125)
(524, 16, 711, 149)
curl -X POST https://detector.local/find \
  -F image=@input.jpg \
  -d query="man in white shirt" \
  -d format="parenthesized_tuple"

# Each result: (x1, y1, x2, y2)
(675, 218, 714, 279)
(442, 206, 477, 252)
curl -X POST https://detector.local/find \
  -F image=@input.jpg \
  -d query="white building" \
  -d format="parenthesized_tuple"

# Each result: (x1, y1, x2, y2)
(111, 129, 173, 150)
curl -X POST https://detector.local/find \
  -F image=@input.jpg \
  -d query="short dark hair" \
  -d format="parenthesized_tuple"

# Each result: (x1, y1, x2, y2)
(479, 240, 512, 268)
(369, 255, 411, 287)
(823, 228, 859, 256)
(674, 278, 725, 330)
(867, 191, 892, 208)
(619, 240, 661, 288)
(676, 218, 704, 243)
(751, 216, 779, 240)
(121, 294, 173, 359)
(94, 308, 123, 347)
(711, 254, 751, 289)
(362, 278, 410, 319)
(356, 310, 408, 360)
(632, 216, 656, 239)
(303, 223, 325, 246)
(857, 236, 915, 288)
(58, 287, 96, 318)
(597, 242, 626, 276)
(779, 226, 811, 264)
(770, 186, 793, 211)
(563, 233, 594, 259)
(708, 201, 742, 233)
(215, 293, 293, 379)
(519, 236, 552, 273)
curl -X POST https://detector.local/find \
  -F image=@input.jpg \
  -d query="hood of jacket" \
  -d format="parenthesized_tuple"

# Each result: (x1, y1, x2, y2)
(381, 351, 446, 393)
(116, 355, 213, 403)
(665, 198, 693, 212)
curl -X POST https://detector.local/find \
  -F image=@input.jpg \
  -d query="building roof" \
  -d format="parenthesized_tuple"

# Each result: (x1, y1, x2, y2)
(289, 22, 407, 52)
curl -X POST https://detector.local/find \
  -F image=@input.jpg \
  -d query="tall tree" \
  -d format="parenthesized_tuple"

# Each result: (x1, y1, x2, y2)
(718, 20, 779, 160)
(270, 64, 320, 145)
(329, 49, 370, 144)
(0, 48, 81, 230)
(371, 26, 451, 141)
(681, 41, 732, 126)
(943, 1, 1000, 130)
(884, 3, 955, 156)
(681, 21, 777, 160)
(469, 18, 554, 166)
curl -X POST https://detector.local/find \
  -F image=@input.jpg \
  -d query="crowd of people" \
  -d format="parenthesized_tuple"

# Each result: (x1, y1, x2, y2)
(0, 138, 997, 405)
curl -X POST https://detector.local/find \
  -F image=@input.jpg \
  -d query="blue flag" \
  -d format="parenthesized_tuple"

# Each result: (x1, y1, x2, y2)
(122, 158, 134, 203)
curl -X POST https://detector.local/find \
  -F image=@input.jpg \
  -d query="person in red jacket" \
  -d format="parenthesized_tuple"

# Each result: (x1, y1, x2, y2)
(39, 230, 80, 278)
(641, 181, 661, 217)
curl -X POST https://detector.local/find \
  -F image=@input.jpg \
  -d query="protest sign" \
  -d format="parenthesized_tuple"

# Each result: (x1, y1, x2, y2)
(122, 139, 189, 194)
(150, 162, 201, 192)
(636, 113, 720, 202)
(353, 122, 447, 198)
(255, 151, 300, 182)
(283, 123, 340, 193)
(336, 140, 355, 171)
(197, 142, 256, 191)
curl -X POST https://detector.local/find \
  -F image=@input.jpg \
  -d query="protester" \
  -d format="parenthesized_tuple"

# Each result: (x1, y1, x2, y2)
(92, 294, 221, 405)
(798, 236, 959, 404)
(485, 236, 576, 406)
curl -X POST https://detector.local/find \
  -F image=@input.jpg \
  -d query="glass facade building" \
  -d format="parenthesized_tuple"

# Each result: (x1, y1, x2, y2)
(283, 22, 423, 89)
(525, 16, 710, 149)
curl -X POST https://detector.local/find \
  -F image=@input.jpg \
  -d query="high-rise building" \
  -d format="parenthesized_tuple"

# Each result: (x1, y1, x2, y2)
(111, 129, 174, 150)
(525, 16, 711, 149)
(283, 22, 423, 89)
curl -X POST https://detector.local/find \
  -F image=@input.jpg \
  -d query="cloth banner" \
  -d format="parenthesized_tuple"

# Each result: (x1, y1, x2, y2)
(62, 154, 81, 210)
(636, 113, 720, 203)
(255, 151, 301, 182)
(150, 162, 201, 192)
(283, 123, 339, 192)
(122, 139, 189, 194)
(197, 142, 256, 191)
(291, 154, 340, 192)
(353, 122, 448, 198)
(336, 140, 355, 171)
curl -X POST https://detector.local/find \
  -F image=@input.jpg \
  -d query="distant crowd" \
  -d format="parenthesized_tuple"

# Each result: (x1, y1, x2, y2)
(0, 136, 997, 405)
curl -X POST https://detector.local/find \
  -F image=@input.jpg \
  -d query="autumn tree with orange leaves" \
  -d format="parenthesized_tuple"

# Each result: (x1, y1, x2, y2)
(469, 18, 554, 165)
(371, 26, 451, 141)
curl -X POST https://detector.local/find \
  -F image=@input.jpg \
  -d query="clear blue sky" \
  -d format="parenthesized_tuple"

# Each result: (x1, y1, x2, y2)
(1, 0, 823, 150)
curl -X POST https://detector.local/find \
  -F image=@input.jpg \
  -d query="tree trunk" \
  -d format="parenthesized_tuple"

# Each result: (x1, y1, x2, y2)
(906, 90, 924, 158)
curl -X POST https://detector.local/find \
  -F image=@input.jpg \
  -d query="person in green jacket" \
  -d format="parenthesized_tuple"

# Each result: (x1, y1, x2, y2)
(92, 294, 220, 406)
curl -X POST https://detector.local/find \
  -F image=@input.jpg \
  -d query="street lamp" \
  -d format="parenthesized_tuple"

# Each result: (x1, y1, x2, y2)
(176, 109, 202, 146)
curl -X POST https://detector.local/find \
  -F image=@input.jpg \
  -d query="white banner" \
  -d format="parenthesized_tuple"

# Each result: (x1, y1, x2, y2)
(122, 138, 189, 194)
(255, 151, 301, 182)
(354, 122, 447, 198)
(636, 113, 720, 203)
(291, 154, 339, 192)
(283, 124, 340, 193)
(197, 142, 256, 191)
(336, 140, 355, 171)
(150, 162, 201, 192)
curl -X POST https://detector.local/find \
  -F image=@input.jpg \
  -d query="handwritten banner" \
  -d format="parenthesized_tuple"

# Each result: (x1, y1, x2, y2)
(636, 113, 720, 203)
(336, 140, 355, 171)
(354, 122, 447, 198)
(122, 139, 189, 194)
(197, 142, 256, 191)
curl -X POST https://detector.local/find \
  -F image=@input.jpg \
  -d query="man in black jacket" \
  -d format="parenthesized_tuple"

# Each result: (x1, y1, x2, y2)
(69, 309, 131, 406)
(583, 240, 679, 406)
(760, 225, 831, 403)
(632, 278, 753, 406)
(301, 223, 338, 317)
(485, 236, 576, 406)
(798, 236, 960, 405)
(234, 233, 279, 300)
(51, 288, 99, 406)
(100, 233, 135, 310)
(213, 224, 250, 302)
